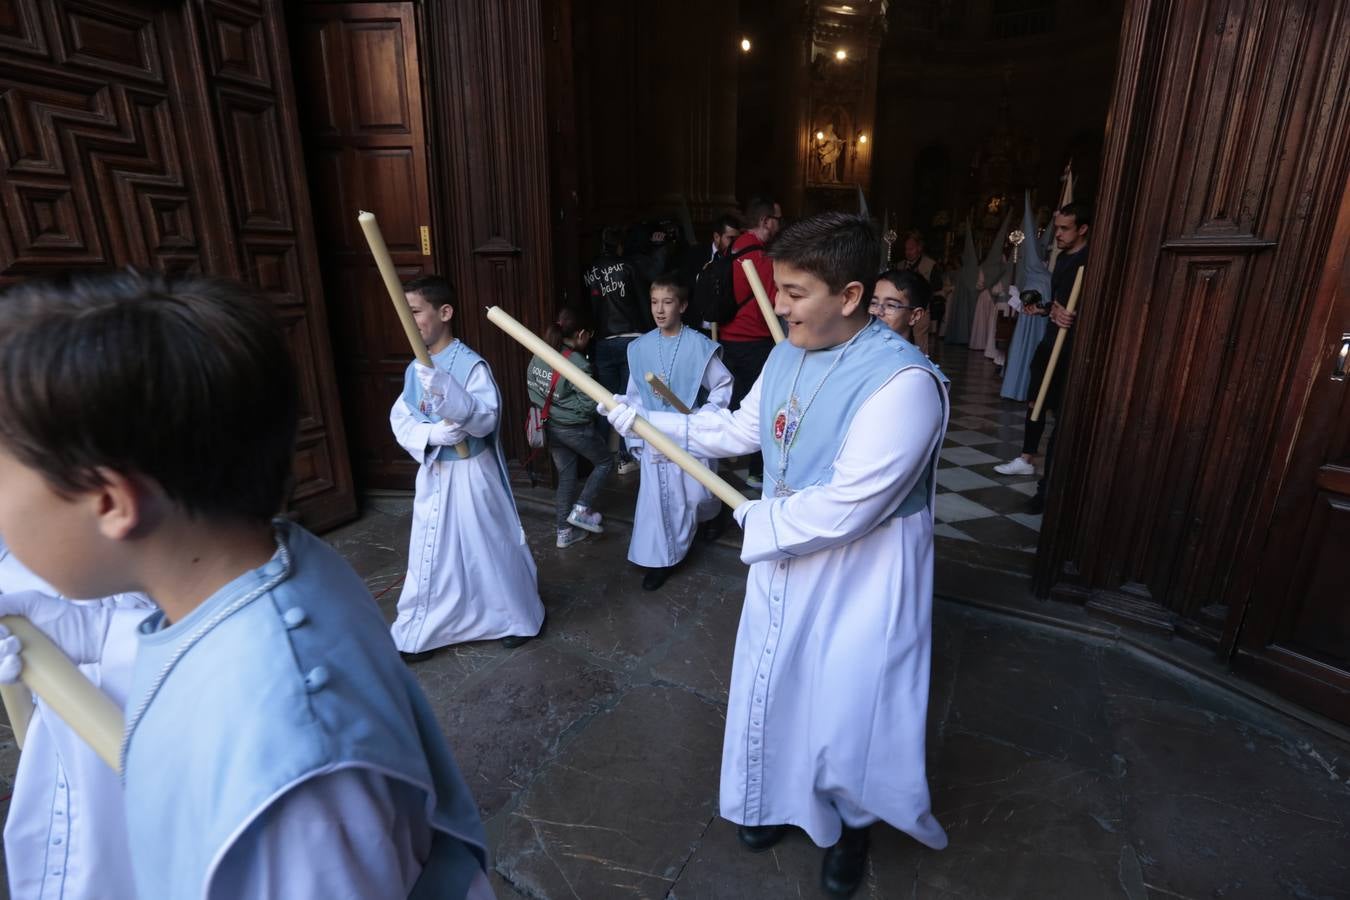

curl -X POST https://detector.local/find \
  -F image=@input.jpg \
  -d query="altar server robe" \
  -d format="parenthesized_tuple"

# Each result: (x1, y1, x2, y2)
(622, 329, 733, 567)
(390, 341, 544, 651)
(0, 544, 149, 900)
(649, 322, 950, 850)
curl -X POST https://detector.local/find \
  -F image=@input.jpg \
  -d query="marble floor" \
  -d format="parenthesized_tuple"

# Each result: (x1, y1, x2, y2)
(930, 343, 1047, 554)
(7, 497, 1344, 899)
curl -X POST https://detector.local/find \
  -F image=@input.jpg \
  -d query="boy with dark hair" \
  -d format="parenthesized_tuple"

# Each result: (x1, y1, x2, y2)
(393, 274, 545, 656)
(620, 274, 732, 589)
(0, 271, 491, 899)
(870, 268, 932, 346)
(604, 212, 950, 896)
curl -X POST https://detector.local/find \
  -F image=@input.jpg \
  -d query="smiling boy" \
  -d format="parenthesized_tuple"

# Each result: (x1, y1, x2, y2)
(603, 213, 951, 896)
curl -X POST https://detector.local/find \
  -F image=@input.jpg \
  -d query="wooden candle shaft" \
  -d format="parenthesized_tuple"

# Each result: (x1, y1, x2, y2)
(357, 211, 469, 458)
(644, 372, 692, 414)
(740, 259, 786, 344)
(0, 682, 32, 749)
(0, 616, 123, 772)
(485, 307, 745, 510)
(1031, 267, 1085, 422)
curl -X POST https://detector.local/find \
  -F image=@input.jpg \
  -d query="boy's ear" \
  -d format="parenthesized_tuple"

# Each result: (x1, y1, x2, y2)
(89, 467, 151, 541)
(841, 281, 866, 316)
(439, 304, 455, 324)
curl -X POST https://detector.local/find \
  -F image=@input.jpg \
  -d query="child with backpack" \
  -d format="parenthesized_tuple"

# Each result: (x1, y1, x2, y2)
(525, 309, 614, 548)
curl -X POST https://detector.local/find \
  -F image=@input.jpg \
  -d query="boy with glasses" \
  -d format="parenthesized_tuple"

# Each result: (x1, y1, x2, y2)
(870, 269, 931, 348)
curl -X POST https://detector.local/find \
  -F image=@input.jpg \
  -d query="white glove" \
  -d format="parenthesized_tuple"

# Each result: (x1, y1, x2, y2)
(0, 626, 20, 683)
(599, 396, 642, 439)
(1007, 285, 1022, 312)
(428, 422, 466, 447)
(414, 363, 450, 416)
(0, 591, 111, 679)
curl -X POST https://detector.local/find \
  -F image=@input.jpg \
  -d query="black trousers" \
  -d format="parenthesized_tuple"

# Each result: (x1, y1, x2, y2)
(1021, 334, 1068, 494)
(720, 338, 774, 477)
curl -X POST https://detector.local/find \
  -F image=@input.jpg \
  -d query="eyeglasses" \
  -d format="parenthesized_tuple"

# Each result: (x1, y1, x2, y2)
(869, 299, 920, 315)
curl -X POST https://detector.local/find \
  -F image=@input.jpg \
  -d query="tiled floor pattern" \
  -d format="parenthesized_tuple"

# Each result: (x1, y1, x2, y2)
(931, 344, 1044, 552)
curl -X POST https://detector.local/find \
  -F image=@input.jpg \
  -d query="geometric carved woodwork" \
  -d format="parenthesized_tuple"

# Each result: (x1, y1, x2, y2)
(0, 0, 357, 529)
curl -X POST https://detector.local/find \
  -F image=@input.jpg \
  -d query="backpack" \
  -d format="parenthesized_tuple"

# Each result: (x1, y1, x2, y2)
(693, 244, 757, 326)
(525, 349, 571, 450)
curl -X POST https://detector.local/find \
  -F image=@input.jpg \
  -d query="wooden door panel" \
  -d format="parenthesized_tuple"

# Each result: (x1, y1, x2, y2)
(348, 22, 411, 130)
(0, 4, 207, 278)
(1230, 172, 1350, 725)
(0, 0, 358, 530)
(191, 0, 357, 529)
(1281, 493, 1350, 663)
(291, 1, 434, 489)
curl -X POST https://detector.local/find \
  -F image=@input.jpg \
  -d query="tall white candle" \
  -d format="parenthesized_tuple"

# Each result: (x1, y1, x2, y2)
(486, 307, 746, 510)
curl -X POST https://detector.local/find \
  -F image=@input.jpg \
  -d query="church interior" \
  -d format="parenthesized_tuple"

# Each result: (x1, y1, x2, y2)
(0, 0, 1347, 896)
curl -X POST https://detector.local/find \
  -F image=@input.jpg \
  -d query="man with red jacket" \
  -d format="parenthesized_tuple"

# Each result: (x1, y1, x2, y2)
(721, 196, 782, 488)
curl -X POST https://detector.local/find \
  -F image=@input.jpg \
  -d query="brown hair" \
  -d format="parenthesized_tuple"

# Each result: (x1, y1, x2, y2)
(0, 271, 298, 521)
(768, 212, 881, 295)
(544, 307, 590, 352)
(650, 273, 689, 305)
(404, 274, 455, 311)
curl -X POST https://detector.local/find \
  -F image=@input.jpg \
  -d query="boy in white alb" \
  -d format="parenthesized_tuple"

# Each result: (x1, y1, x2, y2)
(621, 276, 732, 590)
(390, 275, 545, 658)
(0, 541, 151, 900)
(0, 271, 492, 899)
(605, 213, 950, 898)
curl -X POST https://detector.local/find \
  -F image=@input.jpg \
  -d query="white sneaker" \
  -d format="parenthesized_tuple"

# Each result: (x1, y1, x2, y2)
(994, 457, 1036, 476)
(556, 527, 587, 548)
(616, 457, 639, 475)
(567, 504, 604, 533)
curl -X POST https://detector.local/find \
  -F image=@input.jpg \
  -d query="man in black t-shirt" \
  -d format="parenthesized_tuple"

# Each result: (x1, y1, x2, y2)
(992, 202, 1091, 512)
(584, 226, 654, 474)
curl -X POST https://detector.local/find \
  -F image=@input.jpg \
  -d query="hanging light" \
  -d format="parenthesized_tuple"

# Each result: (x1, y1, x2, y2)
(835, 48, 848, 61)
(816, 130, 825, 141)
(858, 133, 868, 144)
(740, 37, 752, 52)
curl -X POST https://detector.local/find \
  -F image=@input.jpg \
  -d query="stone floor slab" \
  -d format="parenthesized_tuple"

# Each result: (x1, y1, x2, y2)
(495, 685, 724, 899)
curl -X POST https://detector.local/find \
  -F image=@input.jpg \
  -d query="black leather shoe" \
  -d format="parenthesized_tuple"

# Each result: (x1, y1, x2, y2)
(700, 509, 729, 543)
(821, 825, 870, 897)
(400, 649, 437, 664)
(736, 824, 787, 852)
(641, 566, 673, 591)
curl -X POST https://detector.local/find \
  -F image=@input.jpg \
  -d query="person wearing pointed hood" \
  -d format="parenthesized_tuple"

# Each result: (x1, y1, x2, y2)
(969, 207, 1012, 354)
(943, 222, 980, 345)
(1001, 193, 1053, 402)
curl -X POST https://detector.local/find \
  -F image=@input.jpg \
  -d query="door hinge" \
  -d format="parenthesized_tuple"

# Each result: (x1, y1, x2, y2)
(420, 225, 431, 256)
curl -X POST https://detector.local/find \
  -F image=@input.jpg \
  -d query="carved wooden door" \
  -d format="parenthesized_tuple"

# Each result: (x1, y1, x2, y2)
(0, 0, 358, 530)
(289, 1, 437, 490)
(1230, 177, 1350, 725)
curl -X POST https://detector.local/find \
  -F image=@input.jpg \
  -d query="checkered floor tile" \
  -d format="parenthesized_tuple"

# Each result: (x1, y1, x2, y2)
(932, 345, 1044, 553)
